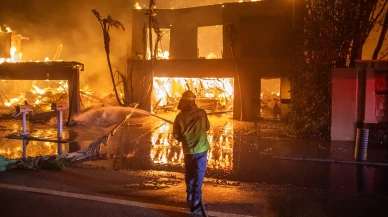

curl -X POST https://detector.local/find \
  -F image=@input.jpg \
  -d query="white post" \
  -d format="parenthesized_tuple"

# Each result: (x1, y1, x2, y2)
(22, 139, 27, 159)
(58, 143, 63, 155)
(57, 110, 63, 138)
(22, 112, 27, 136)
(57, 110, 63, 154)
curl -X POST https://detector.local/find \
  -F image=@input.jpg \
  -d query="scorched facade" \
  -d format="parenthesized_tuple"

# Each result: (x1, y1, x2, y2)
(128, 0, 294, 120)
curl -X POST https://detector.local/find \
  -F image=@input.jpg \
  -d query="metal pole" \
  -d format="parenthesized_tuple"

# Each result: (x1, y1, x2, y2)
(58, 143, 63, 155)
(22, 139, 27, 159)
(22, 112, 27, 136)
(57, 110, 63, 138)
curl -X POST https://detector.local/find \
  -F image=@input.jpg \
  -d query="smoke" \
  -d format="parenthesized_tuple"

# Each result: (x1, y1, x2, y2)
(0, 0, 241, 100)
(72, 106, 136, 127)
(0, 0, 133, 96)
(72, 106, 175, 128)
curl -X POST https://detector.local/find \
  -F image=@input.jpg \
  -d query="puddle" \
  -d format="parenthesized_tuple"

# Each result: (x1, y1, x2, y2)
(0, 119, 69, 159)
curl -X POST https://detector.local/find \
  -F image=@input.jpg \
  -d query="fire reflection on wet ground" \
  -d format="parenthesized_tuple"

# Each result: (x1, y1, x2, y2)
(1, 111, 388, 196)
(149, 120, 233, 170)
(0, 120, 69, 159)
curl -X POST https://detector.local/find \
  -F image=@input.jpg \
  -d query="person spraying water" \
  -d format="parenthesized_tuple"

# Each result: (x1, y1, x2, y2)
(172, 90, 210, 215)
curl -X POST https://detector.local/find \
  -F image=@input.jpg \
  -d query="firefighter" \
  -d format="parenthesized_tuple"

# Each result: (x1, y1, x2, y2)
(173, 90, 210, 214)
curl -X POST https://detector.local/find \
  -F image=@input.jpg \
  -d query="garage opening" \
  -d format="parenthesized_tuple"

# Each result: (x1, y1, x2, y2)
(152, 77, 234, 114)
(261, 78, 281, 120)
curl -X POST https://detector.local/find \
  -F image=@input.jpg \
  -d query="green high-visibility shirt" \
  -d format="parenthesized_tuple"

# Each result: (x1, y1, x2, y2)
(173, 108, 211, 155)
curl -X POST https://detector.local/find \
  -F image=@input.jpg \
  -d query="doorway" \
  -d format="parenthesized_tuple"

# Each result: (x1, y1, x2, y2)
(260, 78, 281, 120)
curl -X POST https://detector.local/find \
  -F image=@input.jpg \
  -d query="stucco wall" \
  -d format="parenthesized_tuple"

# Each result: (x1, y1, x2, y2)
(331, 68, 357, 141)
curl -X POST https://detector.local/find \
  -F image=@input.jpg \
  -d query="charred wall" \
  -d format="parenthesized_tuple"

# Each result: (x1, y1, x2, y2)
(129, 0, 294, 120)
(0, 32, 11, 58)
(131, 0, 292, 60)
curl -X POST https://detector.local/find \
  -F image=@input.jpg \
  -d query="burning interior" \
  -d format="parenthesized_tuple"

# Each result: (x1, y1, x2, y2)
(152, 77, 234, 113)
(0, 25, 83, 121)
(261, 78, 281, 120)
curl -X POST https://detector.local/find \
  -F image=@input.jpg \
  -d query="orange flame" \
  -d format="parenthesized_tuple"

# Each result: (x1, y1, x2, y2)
(134, 2, 142, 9)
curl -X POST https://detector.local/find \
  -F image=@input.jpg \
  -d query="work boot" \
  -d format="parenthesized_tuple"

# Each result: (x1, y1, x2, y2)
(190, 200, 208, 215)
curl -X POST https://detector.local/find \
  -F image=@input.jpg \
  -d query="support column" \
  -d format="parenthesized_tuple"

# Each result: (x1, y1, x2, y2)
(364, 68, 377, 123)
(280, 77, 291, 120)
(252, 75, 261, 120)
(68, 69, 81, 123)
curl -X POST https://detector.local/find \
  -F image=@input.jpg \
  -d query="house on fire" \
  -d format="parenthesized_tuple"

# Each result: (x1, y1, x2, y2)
(128, 0, 295, 121)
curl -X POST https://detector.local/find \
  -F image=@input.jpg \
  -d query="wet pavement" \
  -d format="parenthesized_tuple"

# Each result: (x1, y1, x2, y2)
(1, 107, 388, 198)
(1, 167, 388, 217)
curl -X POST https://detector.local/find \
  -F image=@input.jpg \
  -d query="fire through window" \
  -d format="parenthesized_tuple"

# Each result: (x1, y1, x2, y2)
(152, 77, 234, 113)
(146, 28, 170, 60)
(197, 25, 223, 59)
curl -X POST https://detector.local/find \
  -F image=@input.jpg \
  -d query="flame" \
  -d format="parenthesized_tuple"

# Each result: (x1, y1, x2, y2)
(0, 25, 49, 64)
(162, 51, 169, 59)
(32, 84, 47, 95)
(0, 26, 12, 33)
(149, 119, 234, 170)
(0, 26, 21, 63)
(152, 77, 234, 112)
(0, 26, 73, 112)
(34, 99, 41, 105)
(4, 97, 21, 107)
(0, 25, 12, 33)
(206, 52, 219, 59)
(146, 48, 170, 60)
(134, 2, 142, 9)
(0, 46, 21, 63)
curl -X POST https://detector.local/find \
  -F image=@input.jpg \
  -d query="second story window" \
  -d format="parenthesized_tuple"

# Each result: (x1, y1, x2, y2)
(197, 25, 223, 59)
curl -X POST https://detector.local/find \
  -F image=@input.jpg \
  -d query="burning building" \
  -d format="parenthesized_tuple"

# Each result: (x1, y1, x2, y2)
(0, 26, 83, 121)
(128, 0, 294, 120)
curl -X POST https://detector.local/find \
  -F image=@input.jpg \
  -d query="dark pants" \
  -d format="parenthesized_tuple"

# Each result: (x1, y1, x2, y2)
(184, 150, 208, 206)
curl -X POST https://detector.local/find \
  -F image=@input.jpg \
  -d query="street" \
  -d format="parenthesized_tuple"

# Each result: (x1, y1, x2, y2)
(1, 166, 388, 217)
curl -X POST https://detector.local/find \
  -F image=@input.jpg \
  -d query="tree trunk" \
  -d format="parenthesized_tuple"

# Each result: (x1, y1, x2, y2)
(373, 11, 388, 60)
(350, 0, 377, 67)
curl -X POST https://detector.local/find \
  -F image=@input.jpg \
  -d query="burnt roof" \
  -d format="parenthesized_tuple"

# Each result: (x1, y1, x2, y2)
(0, 61, 84, 80)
